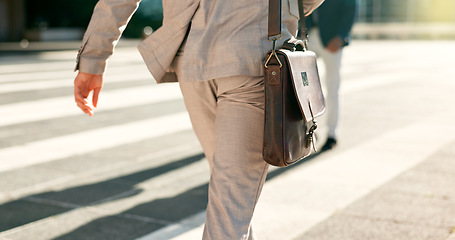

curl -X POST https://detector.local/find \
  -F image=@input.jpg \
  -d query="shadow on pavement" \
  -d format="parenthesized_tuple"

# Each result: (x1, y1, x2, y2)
(54, 152, 325, 240)
(0, 153, 205, 233)
(1, 148, 326, 239)
(54, 183, 209, 240)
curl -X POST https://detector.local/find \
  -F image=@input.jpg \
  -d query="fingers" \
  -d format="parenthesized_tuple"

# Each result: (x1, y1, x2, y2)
(76, 99, 93, 116)
(92, 87, 101, 108)
(74, 86, 86, 104)
(73, 72, 103, 116)
(74, 90, 92, 116)
(326, 45, 338, 53)
(326, 37, 343, 53)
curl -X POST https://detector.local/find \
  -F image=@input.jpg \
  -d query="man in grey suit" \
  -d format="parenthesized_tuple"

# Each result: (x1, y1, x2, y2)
(73, 0, 324, 239)
(306, 0, 357, 150)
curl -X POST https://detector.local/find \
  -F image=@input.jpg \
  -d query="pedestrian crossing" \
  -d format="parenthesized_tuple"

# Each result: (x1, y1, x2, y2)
(0, 47, 205, 239)
(0, 69, 149, 94)
(0, 84, 184, 127)
(0, 112, 193, 173)
(0, 41, 455, 240)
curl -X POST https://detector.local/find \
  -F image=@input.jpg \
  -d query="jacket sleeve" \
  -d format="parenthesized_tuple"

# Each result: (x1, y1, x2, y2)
(75, 0, 141, 74)
(337, 0, 357, 42)
(301, 0, 324, 16)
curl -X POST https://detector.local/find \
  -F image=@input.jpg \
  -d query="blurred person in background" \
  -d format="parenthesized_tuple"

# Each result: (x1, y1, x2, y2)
(72, 0, 324, 239)
(306, 0, 357, 151)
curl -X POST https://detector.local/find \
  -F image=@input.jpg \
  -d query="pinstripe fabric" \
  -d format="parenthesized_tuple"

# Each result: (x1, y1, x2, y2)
(74, 0, 325, 239)
(75, 0, 324, 83)
(175, 56, 269, 239)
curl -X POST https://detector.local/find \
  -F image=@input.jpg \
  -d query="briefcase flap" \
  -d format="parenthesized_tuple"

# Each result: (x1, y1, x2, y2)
(279, 49, 325, 122)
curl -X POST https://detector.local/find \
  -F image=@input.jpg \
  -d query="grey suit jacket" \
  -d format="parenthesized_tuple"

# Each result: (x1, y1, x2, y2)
(75, 0, 324, 83)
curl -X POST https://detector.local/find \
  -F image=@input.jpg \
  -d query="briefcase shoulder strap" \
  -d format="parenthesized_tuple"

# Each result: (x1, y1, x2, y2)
(268, 0, 308, 42)
(267, 0, 281, 41)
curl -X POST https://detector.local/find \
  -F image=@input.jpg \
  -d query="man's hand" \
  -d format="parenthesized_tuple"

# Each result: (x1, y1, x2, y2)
(326, 36, 343, 53)
(74, 72, 103, 116)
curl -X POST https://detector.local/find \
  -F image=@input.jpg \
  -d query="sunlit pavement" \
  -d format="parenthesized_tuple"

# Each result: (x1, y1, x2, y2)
(0, 40, 454, 240)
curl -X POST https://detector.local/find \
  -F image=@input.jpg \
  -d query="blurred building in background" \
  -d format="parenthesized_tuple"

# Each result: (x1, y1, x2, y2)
(0, 0, 454, 42)
(354, 0, 455, 39)
(358, 0, 455, 23)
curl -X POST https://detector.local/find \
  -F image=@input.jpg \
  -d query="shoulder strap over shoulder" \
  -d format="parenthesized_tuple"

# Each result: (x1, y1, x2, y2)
(268, 0, 308, 40)
(268, 0, 281, 41)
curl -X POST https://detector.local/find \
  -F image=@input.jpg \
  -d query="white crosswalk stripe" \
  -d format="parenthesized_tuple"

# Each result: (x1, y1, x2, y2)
(0, 83, 183, 127)
(0, 112, 192, 173)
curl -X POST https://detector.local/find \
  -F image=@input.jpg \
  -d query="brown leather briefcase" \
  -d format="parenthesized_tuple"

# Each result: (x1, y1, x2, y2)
(263, 0, 325, 167)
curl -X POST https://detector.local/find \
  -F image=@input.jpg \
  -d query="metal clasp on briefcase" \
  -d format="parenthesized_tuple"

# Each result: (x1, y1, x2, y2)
(265, 38, 282, 69)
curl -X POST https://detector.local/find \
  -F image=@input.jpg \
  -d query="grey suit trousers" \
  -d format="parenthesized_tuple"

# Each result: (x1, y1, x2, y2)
(174, 57, 269, 240)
